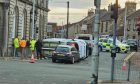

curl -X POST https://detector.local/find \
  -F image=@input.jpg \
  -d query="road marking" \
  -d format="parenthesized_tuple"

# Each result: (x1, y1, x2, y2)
(124, 52, 135, 62)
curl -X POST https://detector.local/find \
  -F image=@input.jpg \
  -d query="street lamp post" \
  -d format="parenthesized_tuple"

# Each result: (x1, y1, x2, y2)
(110, 0, 118, 82)
(91, 0, 101, 84)
(31, 0, 36, 39)
(66, 1, 69, 38)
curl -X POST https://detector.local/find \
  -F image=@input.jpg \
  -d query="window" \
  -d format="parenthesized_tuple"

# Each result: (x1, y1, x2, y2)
(38, 0, 40, 5)
(56, 47, 69, 53)
(78, 37, 90, 40)
(105, 22, 108, 32)
(128, 20, 131, 31)
(101, 22, 103, 33)
(133, 19, 136, 31)
(12, 6, 19, 38)
(133, 36, 135, 39)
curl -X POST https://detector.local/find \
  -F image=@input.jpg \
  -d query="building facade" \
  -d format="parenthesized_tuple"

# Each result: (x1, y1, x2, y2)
(0, 0, 49, 56)
(68, 1, 138, 41)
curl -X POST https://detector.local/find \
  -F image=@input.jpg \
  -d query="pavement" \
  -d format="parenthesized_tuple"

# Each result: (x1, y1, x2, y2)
(130, 52, 140, 68)
(98, 80, 140, 84)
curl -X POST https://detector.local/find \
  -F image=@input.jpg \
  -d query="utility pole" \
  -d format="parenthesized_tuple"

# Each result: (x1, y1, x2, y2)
(123, 6, 127, 42)
(110, 0, 118, 82)
(66, 1, 69, 38)
(32, 0, 35, 39)
(91, 0, 101, 84)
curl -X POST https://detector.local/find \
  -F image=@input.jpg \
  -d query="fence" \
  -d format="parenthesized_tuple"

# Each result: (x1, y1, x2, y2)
(98, 52, 140, 82)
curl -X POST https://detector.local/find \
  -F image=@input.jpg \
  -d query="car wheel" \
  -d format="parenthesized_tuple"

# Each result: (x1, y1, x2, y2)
(116, 47, 120, 53)
(52, 58, 56, 63)
(136, 47, 138, 52)
(71, 57, 75, 64)
(124, 51, 127, 53)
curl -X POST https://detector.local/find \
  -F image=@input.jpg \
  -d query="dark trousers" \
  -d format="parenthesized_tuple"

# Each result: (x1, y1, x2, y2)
(14, 48, 19, 57)
(36, 49, 43, 59)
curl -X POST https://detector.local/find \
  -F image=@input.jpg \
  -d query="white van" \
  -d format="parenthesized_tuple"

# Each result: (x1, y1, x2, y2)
(42, 38, 88, 59)
(75, 34, 94, 56)
(67, 39, 87, 59)
(42, 38, 69, 57)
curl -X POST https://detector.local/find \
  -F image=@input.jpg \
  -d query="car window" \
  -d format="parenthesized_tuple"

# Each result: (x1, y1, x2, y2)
(127, 40, 137, 44)
(103, 39, 108, 43)
(78, 37, 90, 40)
(108, 40, 113, 43)
(56, 47, 69, 53)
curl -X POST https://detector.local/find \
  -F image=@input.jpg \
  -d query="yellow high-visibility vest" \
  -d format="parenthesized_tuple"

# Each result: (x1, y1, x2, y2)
(13, 38, 19, 48)
(30, 39, 36, 51)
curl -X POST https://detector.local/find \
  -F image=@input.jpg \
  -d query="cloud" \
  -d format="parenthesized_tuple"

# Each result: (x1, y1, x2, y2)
(49, 0, 94, 9)
(48, 0, 139, 25)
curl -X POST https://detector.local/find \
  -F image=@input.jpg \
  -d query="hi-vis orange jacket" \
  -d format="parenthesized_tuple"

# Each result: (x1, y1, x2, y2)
(20, 40, 26, 47)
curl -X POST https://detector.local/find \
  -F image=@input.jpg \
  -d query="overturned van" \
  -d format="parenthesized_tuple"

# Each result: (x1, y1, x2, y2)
(67, 39, 87, 59)
(42, 38, 88, 59)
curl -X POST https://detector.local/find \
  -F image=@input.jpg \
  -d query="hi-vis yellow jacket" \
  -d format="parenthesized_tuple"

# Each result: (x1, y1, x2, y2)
(13, 38, 19, 48)
(30, 39, 36, 51)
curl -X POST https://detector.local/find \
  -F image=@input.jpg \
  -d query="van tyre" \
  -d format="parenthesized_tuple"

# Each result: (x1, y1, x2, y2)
(52, 58, 56, 63)
(89, 48, 92, 56)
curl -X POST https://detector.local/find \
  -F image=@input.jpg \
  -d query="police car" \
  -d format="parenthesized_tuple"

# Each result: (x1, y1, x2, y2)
(98, 38, 130, 53)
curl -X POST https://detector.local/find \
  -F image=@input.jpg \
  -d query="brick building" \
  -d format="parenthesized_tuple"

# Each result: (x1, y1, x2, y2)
(68, 1, 138, 41)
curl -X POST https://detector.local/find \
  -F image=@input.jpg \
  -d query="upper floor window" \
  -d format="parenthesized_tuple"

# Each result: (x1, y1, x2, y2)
(127, 20, 131, 31)
(133, 18, 136, 31)
(105, 22, 108, 32)
(38, 0, 41, 5)
(101, 22, 103, 33)
(41, 0, 44, 7)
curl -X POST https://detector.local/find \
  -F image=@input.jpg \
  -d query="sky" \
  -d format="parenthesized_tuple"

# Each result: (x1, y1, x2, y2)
(48, 0, 140, 26)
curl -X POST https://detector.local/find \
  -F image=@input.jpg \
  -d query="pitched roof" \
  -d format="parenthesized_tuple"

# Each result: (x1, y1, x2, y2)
(127, 9, 140, 19)
(100, 9, 125, 21)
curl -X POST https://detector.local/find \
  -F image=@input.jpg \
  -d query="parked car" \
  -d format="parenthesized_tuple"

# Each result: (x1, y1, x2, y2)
(52, 45, 80, 64)
(126, 39, 138, 52)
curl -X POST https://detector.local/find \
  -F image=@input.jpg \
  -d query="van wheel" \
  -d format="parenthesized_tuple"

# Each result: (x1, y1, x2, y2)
(71, 57, 75, 64)
(89, 48, 92, 56)
(52, 58, 56, 63)
(116, 47, 120, 53)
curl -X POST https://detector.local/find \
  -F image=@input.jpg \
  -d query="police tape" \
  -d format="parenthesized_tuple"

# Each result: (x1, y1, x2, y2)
(124, 52, 136, 62)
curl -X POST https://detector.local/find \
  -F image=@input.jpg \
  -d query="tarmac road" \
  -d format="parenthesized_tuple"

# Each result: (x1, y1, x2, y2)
(0, 52, 139, 84)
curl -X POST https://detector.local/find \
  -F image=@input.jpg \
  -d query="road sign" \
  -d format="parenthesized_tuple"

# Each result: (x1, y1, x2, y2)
(81, 25, 87, 30)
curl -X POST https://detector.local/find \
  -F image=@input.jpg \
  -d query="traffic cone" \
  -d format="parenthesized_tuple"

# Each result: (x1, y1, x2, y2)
(122, 62, 126, 71)
(29, 53, 35, 63)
